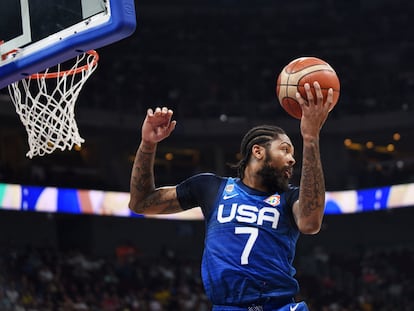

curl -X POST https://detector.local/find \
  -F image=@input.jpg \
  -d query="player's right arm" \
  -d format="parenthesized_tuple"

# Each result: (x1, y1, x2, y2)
(128, 107, 182, 215)
(293, 82, 332, 234)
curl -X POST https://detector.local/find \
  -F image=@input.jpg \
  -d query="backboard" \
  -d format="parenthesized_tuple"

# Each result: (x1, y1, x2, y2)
(0, 0, 136, 90)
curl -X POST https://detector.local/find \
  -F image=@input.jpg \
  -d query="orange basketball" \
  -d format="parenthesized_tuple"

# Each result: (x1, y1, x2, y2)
(276, 56, 340, 119)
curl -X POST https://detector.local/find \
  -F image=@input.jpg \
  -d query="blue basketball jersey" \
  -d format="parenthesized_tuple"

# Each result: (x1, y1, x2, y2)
(177, 173, 301, 306)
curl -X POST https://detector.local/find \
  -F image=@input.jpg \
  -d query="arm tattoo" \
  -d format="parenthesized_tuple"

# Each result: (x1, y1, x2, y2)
(300, 138, 325, 218)
(133, 150, 154, 191)
(130, 148, 156, 211)
(130, 146, 181, 214)
(141, 192, 180, 214)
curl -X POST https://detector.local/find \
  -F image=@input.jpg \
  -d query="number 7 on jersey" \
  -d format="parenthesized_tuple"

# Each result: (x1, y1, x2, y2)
(235, 227, 258, 265)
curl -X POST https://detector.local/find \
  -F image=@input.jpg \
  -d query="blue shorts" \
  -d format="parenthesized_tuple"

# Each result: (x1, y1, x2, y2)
(212, 301, 309, 311)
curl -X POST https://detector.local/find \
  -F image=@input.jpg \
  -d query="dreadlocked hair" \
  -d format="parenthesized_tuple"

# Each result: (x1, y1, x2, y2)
(230, 125, 286, 179)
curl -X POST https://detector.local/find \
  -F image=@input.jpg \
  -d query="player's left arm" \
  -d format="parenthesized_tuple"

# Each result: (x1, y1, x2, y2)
(293, 82, 333, 234)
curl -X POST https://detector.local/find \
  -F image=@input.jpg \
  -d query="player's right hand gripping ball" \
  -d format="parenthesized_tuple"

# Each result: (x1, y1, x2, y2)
(276, 56, 340, 119)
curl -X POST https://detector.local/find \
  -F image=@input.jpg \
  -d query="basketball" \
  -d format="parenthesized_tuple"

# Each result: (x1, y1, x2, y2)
(276, 56, 340, 119)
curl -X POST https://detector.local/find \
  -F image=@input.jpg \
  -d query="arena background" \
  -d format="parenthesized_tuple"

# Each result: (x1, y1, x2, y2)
(0, 0, 413, 310)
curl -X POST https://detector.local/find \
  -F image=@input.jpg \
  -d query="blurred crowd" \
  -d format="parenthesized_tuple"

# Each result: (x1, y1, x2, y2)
(297, 245, 414, 310)
(0, 243, 413, 311)
(0, 245, 210, 311)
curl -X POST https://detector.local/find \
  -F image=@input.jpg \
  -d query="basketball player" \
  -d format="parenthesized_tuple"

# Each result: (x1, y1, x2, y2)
(129, 82, 333, 311)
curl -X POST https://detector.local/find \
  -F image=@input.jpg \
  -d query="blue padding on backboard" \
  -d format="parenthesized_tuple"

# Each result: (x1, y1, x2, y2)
(0, 0, 136, 90)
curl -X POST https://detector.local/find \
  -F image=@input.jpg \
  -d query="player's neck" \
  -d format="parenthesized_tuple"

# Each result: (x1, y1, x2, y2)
(242, 171, 268, 193)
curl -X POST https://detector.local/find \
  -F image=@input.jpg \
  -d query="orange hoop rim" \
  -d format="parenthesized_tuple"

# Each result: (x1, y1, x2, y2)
(29, 50, 99, 79)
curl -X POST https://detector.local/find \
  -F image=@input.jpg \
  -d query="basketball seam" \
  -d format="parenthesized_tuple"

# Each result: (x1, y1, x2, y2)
(289, 60, 333, 73)
(278, 84, 340, 92)
(282, 69, 340, 92)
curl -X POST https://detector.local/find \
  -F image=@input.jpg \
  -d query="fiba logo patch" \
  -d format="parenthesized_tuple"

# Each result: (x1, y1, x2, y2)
(264, 195, 280, 206)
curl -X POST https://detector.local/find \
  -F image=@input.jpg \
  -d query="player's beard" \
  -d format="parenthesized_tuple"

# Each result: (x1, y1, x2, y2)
(257, 159, 291, 193)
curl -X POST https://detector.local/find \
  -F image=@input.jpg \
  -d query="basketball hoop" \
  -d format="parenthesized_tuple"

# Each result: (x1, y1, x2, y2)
(8, 50, 99, 158)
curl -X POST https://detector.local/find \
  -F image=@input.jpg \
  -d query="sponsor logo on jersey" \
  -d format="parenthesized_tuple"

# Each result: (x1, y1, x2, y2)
(264, 195, 280, 206)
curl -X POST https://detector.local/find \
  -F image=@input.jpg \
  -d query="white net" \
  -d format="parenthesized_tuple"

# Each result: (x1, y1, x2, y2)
(8, 51, 98, 158)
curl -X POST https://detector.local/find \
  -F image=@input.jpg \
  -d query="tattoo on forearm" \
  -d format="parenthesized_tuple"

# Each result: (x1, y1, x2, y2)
(130, 145, 180, 214)
(301, 139, 325, 217)
(141, 193, 179, 213)
(139, 149, 154, 155)
(132, 148, 154, 195)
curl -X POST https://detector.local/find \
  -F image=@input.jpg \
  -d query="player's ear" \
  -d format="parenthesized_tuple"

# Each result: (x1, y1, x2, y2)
(251, 144, 265, 160)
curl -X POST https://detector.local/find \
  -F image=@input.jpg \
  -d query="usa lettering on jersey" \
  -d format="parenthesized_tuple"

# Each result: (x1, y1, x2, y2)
(217, 203, 280, 229)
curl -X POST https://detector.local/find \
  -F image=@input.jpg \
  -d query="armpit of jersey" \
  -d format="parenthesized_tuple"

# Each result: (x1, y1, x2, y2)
(176, 173, 226, 214)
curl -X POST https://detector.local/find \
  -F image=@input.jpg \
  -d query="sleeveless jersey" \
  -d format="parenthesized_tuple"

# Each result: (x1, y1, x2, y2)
(176, 173, 300, 306)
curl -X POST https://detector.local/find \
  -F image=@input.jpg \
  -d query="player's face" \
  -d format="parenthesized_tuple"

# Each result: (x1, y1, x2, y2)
(257, 135, 295, 193)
